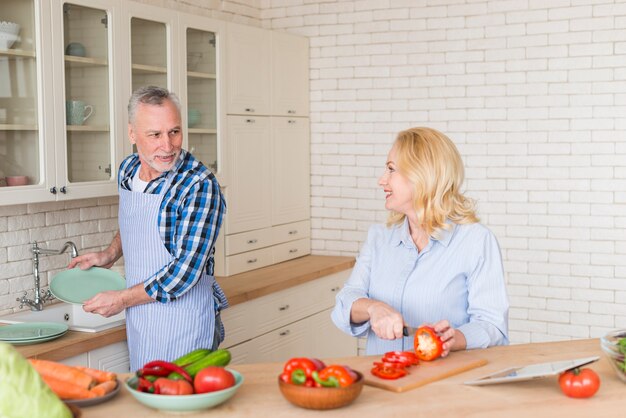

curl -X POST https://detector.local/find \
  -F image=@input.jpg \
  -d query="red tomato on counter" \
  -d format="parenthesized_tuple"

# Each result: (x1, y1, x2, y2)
(558, 368, 600, 398)
(194, 367, 235, 394)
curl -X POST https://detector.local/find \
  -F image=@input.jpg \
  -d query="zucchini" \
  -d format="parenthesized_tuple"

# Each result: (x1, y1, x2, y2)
(169, 349, 231, 379)
(172, 348, 212, 367)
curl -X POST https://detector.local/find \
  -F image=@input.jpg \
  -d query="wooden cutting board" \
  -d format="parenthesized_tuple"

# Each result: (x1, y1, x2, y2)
(346, 350, 487, 393)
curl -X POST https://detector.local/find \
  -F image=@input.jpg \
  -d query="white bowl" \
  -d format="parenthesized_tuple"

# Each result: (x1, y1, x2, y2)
(0, 32, 19, 49)
(0, 21, 20, 36)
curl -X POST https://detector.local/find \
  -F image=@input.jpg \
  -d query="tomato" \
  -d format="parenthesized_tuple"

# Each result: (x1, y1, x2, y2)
(193, 366, 236, 394)
(559, 368, 600, 398)
(414, 326, 443, 361)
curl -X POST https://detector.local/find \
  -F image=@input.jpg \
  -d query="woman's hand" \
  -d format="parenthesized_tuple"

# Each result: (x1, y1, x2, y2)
(366, 301, 405, 340)
(430, 320, 466, 357)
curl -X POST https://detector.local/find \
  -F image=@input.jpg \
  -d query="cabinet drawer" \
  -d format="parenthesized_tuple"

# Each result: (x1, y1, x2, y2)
(225, 227, 273, 256)
(272, 220, 310, 244)
(272, 238, 310, 264)
(224, 247, 273, 276)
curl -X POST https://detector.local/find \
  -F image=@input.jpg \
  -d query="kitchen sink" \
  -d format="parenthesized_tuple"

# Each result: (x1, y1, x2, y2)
(0, 303, 125, 333)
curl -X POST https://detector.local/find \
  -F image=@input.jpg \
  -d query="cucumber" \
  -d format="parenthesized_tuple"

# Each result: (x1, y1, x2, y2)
(172, 348, 212, 367)
(169, 349, 231, 380)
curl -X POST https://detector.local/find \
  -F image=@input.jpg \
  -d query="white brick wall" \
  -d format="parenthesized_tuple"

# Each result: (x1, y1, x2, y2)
(262, 0, 626, 344)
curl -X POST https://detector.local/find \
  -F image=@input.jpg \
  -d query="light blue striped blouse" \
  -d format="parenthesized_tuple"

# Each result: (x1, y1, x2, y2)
(331, 218, 509, 355)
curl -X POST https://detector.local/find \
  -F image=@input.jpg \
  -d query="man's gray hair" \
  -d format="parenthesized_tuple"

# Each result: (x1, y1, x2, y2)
(128, 86, 181, 125)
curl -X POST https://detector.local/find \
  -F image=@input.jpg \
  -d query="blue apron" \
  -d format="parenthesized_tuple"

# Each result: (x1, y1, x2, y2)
(119, 175, 223, 371)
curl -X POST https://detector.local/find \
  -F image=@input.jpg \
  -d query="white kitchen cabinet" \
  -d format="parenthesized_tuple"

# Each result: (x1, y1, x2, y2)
(271, 116, 310, 226)
(271, 31, 309, 117)
(60, 340, 129, 373)
(222, 269, 357, 364)
(225, 23, 271, 116)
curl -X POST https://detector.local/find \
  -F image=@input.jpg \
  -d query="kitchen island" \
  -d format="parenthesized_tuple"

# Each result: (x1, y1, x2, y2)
(83, 338, 622, 417)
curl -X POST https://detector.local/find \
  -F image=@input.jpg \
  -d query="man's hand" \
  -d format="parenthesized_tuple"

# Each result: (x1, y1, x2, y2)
(68, 251, 116, 270)
(83, 290, 126, 317)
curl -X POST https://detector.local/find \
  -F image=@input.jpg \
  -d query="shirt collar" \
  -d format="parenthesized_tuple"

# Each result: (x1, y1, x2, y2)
(390, 217, 457, 249)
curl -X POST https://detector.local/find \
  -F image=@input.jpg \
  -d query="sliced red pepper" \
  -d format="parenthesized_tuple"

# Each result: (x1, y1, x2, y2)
(373, 361, 408, 370)
(371, 364, 408, 380)
(382, 351, 420, 366)
(413, 326, 443, 361)
(140, 360, 192, 383)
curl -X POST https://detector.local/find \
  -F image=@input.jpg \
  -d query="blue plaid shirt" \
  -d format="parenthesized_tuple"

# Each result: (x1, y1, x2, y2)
(118, 150, 227, 307)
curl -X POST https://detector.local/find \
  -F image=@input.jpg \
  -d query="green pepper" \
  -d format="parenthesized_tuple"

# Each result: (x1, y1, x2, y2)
(312, 365, 355, 388)
(279, 358, 319, 386)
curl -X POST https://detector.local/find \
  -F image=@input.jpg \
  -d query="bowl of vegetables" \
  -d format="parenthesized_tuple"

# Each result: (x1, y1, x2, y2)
(277, 357, 363, 410)
(600, 329, 626, 383)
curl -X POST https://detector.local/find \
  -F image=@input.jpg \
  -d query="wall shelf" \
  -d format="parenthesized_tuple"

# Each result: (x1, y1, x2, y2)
(188, 128, 217, 134)
(64, 55, 108, 67)
(66, 125, 110, 132)
(187, 71, 216, 79)
(0, 49, 36, 58)
(131, 63, 167, 74)
(0, 124, 38, 131)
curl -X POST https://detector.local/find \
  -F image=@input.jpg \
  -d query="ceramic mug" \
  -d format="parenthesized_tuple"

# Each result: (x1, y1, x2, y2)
(66, 100, 93, 125)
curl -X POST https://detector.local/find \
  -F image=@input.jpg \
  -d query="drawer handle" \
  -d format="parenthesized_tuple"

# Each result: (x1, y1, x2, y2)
(289, 249, 298, 253)
(288, 230, 298, 235)
(287, 119, 296, 124)
(287, 110, 296, 114)
(279, 330, 290, 337)
(279, 304, 290, 311)
(247, 258, 258, 264)
(331, 286, 341, 292)
(245, 108, 255, 112)
(245, 118, 255, 123)
(247, 239, 258, 244)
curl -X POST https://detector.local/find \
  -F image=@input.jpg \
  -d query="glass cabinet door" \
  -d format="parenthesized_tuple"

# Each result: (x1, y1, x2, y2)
(62, 2, 112, 184)
(185, 28, 218, 174)
(0, 0, 40, 189)
(131, 18, 167, 92)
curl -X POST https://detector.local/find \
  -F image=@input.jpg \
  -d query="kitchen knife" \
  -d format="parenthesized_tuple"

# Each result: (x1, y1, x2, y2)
(402, 326, 417, 337)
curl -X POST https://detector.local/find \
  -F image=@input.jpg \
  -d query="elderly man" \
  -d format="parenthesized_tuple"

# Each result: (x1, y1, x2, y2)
(69, 86, 227, 370)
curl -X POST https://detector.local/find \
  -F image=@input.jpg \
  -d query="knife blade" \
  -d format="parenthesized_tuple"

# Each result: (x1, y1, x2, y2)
(402, 326, 417, 337)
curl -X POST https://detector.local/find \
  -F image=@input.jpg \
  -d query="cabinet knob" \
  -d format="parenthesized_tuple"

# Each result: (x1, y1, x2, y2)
(245, 119, 255, 123)
(245, 108, 255, 113)
(279, 330, 290, 337)
(331, 286, 341, 292)
(247, 258, 258, 264)
(287, 110, 296, 114)
(60, 186, 67, 194)
(287, 120, 296, 124)
(289, 248, 298, 254)
(279, 304, 290, 311)
(247, 239, 258, 244)
(288, 230, 298, 235)
(49, 187, 57, 195)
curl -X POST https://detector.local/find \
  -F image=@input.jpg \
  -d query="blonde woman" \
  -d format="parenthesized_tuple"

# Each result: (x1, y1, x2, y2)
(331, 127, 509, 357)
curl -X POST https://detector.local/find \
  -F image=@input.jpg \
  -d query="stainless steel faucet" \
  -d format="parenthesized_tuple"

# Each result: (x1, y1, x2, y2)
(16, 241, 79, 311)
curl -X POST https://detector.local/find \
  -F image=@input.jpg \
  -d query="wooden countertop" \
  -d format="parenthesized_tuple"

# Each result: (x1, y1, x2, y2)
(82, 338, 622, 417)
(13, 255, 356, 360)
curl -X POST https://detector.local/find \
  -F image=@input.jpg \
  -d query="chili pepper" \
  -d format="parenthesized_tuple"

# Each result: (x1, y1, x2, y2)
(153, 378, 194, 395)
(137, 376, 155, 393)
(281, 358, 319, 386)
(313, 365, 355, 388)
(137, 366, 171, 378)
(141, 360, 192, 383)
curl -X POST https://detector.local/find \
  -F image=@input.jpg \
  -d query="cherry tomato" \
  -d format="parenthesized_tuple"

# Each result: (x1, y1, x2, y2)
(193, 367, 236, 394)
(558, 368, 600, 398)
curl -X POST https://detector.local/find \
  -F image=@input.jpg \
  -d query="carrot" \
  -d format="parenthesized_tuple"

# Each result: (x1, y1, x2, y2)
(75, 366, 117, 383)
(28, 359, 95, 389)
(90, 380, 118, 397)
(41, 374, 97, 400)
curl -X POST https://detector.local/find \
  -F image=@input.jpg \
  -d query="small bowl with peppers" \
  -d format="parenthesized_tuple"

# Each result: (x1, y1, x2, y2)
(278, 357, 364, 410)
(600, 329, 626, 383)
(125, 349, 243, 413)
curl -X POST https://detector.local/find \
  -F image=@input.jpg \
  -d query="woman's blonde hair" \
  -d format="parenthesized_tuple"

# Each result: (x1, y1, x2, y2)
(387, 127, 478, 237)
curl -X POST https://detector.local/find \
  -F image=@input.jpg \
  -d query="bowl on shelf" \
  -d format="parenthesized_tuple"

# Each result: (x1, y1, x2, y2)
(600, 329, 626, 383)
(125, 369, 243, 413)
(0, 32, 19, 49)
(277, 371, 364, 410)
(0, 21, 20, 36)
(5, 176, 29, 186)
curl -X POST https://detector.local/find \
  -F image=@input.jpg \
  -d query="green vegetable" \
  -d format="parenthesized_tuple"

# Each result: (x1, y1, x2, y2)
(172, 348, 212, 367)
(168, 349, 231, 380)
(0, 342, 72, 418)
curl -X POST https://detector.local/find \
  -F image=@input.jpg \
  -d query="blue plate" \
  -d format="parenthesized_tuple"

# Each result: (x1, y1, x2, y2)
(50, 267, 125, 305)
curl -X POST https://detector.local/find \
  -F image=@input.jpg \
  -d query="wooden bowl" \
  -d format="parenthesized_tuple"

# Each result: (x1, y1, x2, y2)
(277, 371, 364, 410)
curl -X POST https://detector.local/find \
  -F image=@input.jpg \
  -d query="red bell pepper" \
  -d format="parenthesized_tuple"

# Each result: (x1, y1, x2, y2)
(382, 351, 420, 367)
(153, 377, 194, 395)
(413, 326, 443, 361)
(312, 365, 355, 388)
(371, 364, 408, 380)
(280, 358, 321, 386)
